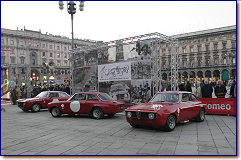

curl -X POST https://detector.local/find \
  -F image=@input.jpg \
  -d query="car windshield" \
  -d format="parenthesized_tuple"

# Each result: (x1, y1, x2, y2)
(35, 92, 47, 98)
(149, 93, 179, 103)
(98, 93, 114, 101)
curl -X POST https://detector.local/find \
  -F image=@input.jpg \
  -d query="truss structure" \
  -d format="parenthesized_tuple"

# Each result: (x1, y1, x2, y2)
(72, 32, 178, 93)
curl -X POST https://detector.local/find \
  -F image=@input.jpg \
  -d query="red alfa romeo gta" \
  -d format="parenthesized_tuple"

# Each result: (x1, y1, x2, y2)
(47, 92, 125, 119)
(125, 91, 205, 131)
(17, 91, 70, 112)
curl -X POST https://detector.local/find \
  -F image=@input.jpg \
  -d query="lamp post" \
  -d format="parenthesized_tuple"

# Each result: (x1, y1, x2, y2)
(59, 1, 84, 94)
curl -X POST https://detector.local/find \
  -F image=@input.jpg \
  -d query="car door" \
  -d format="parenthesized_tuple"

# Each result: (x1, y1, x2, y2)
(179, 93, 194, 120)
(66, 93, 86, 114)
(82, 94, 100, 114)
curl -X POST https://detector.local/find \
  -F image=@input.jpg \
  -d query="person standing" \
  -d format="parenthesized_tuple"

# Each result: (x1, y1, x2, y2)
(10, 87, 17, 105)
(214, 80, 227, 98)
(201, 80, 213, 98)
(185, 81, 192, 92)
(15, 86, 21, 100)
(229, 80, 236, 98)
(195, 81, 202, 98)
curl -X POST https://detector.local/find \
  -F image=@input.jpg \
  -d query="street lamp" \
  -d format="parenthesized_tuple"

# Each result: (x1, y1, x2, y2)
(59, 1, 85, 94)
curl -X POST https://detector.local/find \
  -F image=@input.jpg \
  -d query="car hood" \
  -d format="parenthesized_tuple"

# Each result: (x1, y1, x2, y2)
(126, 102, 175, 112)
(17, 97, 40, 102)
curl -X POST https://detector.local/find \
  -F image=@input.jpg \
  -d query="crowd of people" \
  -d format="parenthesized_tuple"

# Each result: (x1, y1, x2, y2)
(166, 79, 236, 99)
(10, 84, 71, 105)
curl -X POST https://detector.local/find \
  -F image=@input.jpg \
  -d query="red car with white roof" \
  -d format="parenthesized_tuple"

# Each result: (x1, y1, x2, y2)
(125, 91, 205, 131)
(47, 92, 125, 119)
(17, 91, 70, 112)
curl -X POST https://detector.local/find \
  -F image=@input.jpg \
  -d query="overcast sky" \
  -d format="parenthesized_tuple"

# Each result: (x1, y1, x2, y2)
(1, 1, 236, 42)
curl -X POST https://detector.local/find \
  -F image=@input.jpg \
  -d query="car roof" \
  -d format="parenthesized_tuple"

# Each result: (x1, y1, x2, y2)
(75, 92, 104, 95)
(158, 91, 192, 94)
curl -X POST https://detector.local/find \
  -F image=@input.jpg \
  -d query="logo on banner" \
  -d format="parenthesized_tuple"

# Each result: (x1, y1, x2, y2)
(98, 62, 131, 82)
(207, 104, 231, 110)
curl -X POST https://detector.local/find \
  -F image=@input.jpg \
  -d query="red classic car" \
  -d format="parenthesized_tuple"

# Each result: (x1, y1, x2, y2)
(17, 91, 70, 112)
(47, 92, 125, 119)
(125, 91, 205, 131)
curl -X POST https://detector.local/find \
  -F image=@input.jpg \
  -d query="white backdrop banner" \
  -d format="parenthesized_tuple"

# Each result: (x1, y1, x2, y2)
(98, 62, 131, 82)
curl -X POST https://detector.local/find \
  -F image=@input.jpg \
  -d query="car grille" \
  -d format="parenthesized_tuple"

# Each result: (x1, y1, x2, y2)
(18, 102, 25, 106)
(129, 111, 157, 119)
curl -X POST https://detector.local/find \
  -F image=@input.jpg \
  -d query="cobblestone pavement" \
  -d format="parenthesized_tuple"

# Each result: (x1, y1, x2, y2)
(1, 105, 237, 156)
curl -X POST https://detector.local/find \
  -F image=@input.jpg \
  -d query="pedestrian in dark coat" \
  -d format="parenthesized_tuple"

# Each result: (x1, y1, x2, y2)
(10, 87, 17, 105)
(185, 81, 192, 92)
(229, 80, 236, 98)
(178, 82, 186, 91)
(214, 80, 227, 98)
(201, 80, 213, 98)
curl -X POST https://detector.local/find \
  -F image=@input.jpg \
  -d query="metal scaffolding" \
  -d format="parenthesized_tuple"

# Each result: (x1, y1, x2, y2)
(72, 32, 178, 93)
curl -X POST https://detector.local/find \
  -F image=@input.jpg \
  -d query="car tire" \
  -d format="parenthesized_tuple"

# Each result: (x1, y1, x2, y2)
(196, 108, 205, 122)
(91, 107, 104, 119)
(22, 109, 28, 112)
(31, 103, 41, 112)
(164, 114, 176, 131)
(51, 107, 62, 117)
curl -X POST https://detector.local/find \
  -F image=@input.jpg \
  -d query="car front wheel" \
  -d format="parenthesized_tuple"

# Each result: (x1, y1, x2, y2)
(51, 107, 62, 117)
(92, 107, 104, 119)
(196, 108, 205, 122)
(31, 103, 41, 112)
(164, 114, 176, 131)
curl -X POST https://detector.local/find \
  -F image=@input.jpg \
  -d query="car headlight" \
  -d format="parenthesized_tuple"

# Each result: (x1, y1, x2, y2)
(148, 113, 155, 120)
(126, 112, 132, 118)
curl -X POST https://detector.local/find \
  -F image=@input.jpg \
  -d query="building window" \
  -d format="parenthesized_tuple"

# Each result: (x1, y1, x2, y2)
(64, 53, 67, 58)
(197, 57, 202, 66)
(205, 58, 210, 66)
(20, 57, 25, 64)
(1, 38, 4, 44)
(231, 41, 236, 49)
(205, 44, 210, 51)
(222, 41, 227, 50)
(64, 60, 68, 66)
(183, 59, 187, 68)
(34, 43, 38, 48)
(49, 44, 53, 49)
(10, 56, 16, 64)
(19, 50, 24, 55)
(19, 41, 24, 46)
(42, 44, 46, 48)
(182, 47, 186, 54)
(57, 53, 60, 58)
(232, 57, 236, 64)
(214, 57, 219, 65)
(223, 57, 227, 64)
(190, 46, 194, 53)
(57, 46, 60, 50)
(10, 39, 14, 45)
(162, 61, 166, 69)
(197, 45, 201, 53)
(1, 56, 5, 64)
(64, 46, 67, 51)
(57, 60, 61, 66)
(21, 68, 25, 74)
(42, 52, 46, 57)
(50, 52, 53, 57)
(213, 43, 218, 50)
(190, 59, 194, 67)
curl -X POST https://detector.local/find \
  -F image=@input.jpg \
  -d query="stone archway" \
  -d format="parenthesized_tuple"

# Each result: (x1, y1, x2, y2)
(222, 69, 229, 81)
(213, 70, 220, 82)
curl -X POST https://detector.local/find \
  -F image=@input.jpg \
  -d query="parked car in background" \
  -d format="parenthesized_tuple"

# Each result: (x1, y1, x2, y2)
(125, 91, 205, 131)
(47, 92, 125, 119)
(17, 91, 70, 112)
